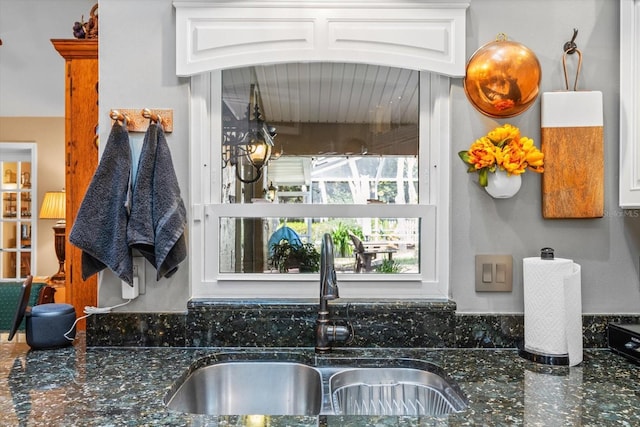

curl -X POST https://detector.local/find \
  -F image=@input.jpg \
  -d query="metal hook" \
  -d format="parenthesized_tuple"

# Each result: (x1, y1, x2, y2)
(563, 28, 579, 54)
(562, 47, 582, 91)
(141, 108, 162, 125)
(109, 109, 130, 124)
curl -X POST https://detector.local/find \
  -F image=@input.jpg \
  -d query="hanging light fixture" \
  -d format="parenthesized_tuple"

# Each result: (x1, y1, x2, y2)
(267, 182, 277, 201)
(222, 85, 279, 183)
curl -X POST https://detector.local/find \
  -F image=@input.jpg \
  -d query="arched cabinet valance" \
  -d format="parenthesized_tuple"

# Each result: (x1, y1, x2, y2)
(174, 1, 469, 76)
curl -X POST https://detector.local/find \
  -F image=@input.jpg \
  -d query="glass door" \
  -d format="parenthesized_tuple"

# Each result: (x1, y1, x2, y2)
(0, 143, 36, 280)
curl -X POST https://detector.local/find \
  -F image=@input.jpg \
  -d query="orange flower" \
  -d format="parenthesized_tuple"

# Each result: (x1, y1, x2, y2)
(500, 140, 528, 175)
(459, 124, 543, 187)
(467, 136, 497, 170)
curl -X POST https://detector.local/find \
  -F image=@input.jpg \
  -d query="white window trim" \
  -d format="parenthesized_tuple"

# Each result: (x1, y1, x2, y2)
(175, 0, 468, 299)
(188, 71, 450, 299)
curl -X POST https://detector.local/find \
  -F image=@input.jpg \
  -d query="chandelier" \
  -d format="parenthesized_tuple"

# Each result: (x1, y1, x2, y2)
(222, 87, 279, 184)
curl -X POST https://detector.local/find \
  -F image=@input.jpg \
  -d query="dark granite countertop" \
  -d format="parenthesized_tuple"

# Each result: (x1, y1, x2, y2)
(2, 334, 640, 426)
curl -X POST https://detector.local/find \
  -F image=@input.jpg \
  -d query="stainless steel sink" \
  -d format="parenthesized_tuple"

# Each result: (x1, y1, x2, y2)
(165, 355, 468, 417)
(165, 361, 323, 415)
(329, 367, 468, 416)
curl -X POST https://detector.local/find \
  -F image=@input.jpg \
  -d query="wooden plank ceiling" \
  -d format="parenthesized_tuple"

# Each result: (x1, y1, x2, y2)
(222, 63, 419, 125)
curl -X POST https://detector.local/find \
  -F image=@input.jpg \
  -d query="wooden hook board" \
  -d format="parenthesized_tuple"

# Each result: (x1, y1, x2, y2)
(110, 109, 173, 133)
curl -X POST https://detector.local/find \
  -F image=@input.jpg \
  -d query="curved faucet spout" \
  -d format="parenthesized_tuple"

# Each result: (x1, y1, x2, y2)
(320, 233, 338, 301)
(316, 233, 352, 353)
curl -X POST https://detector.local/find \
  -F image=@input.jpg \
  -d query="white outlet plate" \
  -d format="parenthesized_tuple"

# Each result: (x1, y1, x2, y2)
(122, 276, 139, 299)
(121, 256, 146, 299)
(133, 256, 146, 295)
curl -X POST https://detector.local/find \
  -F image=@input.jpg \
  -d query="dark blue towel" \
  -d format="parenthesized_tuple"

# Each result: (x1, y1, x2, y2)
(127, 123, 187, 280)
(69, 121, 133, 284)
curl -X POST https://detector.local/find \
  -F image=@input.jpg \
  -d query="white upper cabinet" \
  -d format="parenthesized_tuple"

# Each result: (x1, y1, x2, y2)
(620, 0, 640, 207)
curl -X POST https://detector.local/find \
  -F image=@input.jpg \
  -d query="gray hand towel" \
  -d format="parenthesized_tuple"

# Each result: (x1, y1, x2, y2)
(127, 123, 187, 280)
(69, 121, 134, 284)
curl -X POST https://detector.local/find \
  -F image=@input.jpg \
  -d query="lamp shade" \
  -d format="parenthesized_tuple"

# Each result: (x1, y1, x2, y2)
(247, 138, 272, 169)
(39, 191, 66, 220)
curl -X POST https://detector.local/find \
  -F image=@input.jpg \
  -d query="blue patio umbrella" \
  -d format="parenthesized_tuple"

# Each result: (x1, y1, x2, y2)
(268, 226, 303, 256)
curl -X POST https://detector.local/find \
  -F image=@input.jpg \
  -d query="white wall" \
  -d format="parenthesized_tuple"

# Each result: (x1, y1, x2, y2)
(5, 0, 639, 314)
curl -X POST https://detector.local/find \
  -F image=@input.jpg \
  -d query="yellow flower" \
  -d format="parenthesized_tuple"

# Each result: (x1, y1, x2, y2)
(500, 140, 527, 175)
(521, 137, 544, 172)
(487, 123, 520, 145)
(467, 136, 497, 170)
(459, 124, 544, 188)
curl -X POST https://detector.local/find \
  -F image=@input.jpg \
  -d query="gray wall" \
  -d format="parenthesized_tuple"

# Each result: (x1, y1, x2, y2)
(451, 0, 639, 314)
(96, 0, 191, 311)
(0, 0, 95, 116)
(3, 0, 639, 314)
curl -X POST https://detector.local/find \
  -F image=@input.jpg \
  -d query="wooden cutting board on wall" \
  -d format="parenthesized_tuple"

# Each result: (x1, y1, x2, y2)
(541, 91, 604, 218)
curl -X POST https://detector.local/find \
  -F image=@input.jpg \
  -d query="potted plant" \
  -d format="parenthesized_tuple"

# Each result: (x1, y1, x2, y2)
(296, 242, 320, 273)
(330, 222, 363, 258)
(269, 240, 320, 273)
(458, 123, 544, 198)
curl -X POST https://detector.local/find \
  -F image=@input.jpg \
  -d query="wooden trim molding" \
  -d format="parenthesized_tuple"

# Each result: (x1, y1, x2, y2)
(51, 39, 98, 59)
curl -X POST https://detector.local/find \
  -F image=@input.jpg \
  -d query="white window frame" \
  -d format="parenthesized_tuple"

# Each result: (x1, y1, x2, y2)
(175, 0, 469, 299)
(189, 70, 451, 299)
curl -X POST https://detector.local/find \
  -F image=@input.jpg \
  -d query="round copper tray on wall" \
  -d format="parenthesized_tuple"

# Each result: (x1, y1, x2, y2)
(464, 34, 541, 118)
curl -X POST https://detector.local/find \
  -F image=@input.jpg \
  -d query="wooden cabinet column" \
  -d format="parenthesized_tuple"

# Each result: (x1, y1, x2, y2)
(52, 39, 98, 330)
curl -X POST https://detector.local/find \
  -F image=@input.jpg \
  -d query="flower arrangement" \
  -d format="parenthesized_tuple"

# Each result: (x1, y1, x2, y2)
(458, 123, 544, 187)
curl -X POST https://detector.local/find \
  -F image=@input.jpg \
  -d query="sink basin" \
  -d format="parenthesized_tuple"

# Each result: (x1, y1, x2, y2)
(329, 367, 468, 416)
(165, 354, 468, 417)
(165, 361, 323, 415)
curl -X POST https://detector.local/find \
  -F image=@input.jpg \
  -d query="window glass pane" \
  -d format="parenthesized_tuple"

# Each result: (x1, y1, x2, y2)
(218, 63, 422, 279)
(310, 156, 418, 204)
(2, 153, 33, 279)
(221, 63, 419, 204)
(218, 217, 419, 274)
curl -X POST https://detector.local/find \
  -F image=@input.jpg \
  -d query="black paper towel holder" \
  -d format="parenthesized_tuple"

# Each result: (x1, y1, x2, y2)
(518, 342, 570, 366)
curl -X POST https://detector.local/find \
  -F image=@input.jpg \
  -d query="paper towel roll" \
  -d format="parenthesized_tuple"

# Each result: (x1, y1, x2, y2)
(523, 257, 583, 366)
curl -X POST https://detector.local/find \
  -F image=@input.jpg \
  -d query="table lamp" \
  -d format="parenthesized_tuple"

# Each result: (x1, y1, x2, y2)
(40, 191, 66, 283)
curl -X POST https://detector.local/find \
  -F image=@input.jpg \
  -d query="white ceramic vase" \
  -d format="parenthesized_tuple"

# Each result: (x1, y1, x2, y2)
(485, 169, 522, 198)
